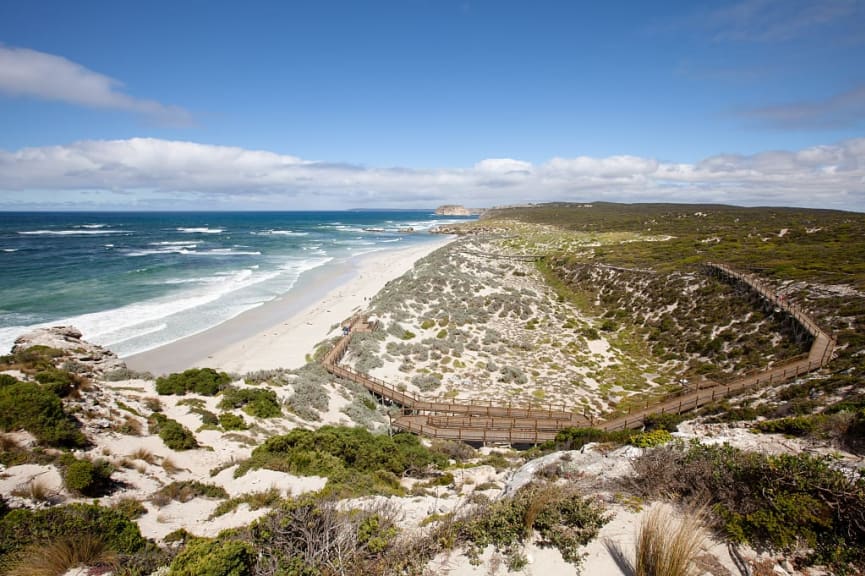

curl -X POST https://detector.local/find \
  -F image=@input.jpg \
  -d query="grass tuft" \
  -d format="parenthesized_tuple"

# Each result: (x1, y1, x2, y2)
(7, 534, 117, 576)
(634, 505, 707, 576)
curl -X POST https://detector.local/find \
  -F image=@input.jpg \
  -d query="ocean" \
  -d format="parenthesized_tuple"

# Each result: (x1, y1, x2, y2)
(0, 211, 471, 357)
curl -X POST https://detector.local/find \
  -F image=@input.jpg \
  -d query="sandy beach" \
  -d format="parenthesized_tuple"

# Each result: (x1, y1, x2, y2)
(125, 236, 454, 375)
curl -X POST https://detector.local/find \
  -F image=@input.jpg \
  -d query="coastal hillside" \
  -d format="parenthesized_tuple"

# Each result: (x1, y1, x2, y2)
(1, 203, 864, 575)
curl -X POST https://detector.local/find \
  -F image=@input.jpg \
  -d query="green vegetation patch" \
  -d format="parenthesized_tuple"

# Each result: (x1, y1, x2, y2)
(60, 454, 115, 497)
(0, 378, 87, 447)
(218, 412, 249, 431)
(156, 368, 232, 396)
(0, 345, 65, 373)
(458, 482, 609, 570)
(0, 503, 147, 572)
(149, 413, 198, 450)
(169, 537, 254, 576)
(218, 387, 281, 418)
(236, 425, 446, 496)
(151, 481, 228, 506)
(632, 441, 865, 571)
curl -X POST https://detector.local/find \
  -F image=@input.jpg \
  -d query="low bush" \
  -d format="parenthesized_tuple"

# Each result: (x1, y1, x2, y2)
(642, 412, 686, 432)
(112, 497, 147, 520)
(169, 537, 254, 576)
(630, 441, 865, 571)
(149, 414, 198, 451)
(628, 429, 673, 448)
(459, 482, 609, 570)
(551, 427, 634, 450)
(0, 503, 147, 572)
(151, 481, 228, 507)
(156, 368, 232, 396)
(61, 456, 115, 497)
(218, 387, 281, 418)
(0, 380, 87, 447)
(34, 368, 79, 397)
(218, 412, 249, 431)
(244, 496, 401, 575)
(754, 415, 820, 437)
(0, 345, 64, 372)
(236, 426, 446, 496)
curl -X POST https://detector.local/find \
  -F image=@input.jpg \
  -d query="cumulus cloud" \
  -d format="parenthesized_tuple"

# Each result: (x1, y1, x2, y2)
(0, 137, 863, 211)
(0, 46, 191, 125)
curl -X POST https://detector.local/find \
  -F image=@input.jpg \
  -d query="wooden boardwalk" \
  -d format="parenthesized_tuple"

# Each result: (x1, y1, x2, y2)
(321, 263, 835, 444)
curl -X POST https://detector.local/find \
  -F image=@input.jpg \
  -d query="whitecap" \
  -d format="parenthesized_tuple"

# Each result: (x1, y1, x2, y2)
(176, 227, 224, 234)
(18, 229, 130, 236)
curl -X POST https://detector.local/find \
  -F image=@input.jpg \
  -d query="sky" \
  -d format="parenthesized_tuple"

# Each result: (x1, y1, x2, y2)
(0, 0, 863, 211)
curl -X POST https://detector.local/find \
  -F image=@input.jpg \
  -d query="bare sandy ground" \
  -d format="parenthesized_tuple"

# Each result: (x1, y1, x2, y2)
(125, 237, 453, 375)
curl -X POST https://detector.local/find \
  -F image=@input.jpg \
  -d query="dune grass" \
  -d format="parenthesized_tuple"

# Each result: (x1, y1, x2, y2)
(634, 505, 707, 576)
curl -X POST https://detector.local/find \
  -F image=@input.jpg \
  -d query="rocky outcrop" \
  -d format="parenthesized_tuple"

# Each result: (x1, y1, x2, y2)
(12, 326, 125, 376)
(434, 205, 484, 216)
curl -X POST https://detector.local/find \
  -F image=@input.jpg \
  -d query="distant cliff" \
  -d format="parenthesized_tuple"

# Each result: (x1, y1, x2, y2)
(434, 204, 485, 216)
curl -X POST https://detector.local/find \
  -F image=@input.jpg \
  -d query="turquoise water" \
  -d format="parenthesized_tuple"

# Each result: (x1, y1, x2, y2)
(0, 211, 469, 356)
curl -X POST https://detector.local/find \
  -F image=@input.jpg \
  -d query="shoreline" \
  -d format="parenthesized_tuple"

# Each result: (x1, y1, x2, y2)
(124, 236, 454, 375)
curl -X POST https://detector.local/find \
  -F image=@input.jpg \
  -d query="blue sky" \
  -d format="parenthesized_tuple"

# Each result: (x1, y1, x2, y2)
(0, 0, 863, 210)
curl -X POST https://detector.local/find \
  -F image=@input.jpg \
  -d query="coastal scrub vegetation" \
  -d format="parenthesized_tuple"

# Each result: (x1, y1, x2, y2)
(628, 441, 865, 571)
(235, 425, 446, 496)
(218, 386, 281, 418)
(0, 377, 87, 447)
(157, 480, 607, 576)
(60, 454, 115, 497)
(148, 413, 199, 451)
(0, 503, 158, 574)
(155, 368, 232, 396)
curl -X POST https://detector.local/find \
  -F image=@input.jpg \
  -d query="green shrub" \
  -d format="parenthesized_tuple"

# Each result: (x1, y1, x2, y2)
(552, 427, 633, 450)
(34, 368, 78, 397)
(62, 457, 115, 497)
(112, 497, 147, 520)
(156, 368, 232, 396)
(420, 319, 436, 329)
(627, 429, 673, 448)
(436, 329, 448, 339)
(754, 416, 819, 437)
(631, 442, 865, 571)
(152, 481, 228, 506)
(459, 482, 609, 569)
(642, 412, 685, 432)
(218, 387, 281, 418)
(0, 503, 146, 571)
(1, 345, 65, 371)
(218, 412, 249, 431)
(0, 380, 86, 447)
(169, 538, 253, 576)
(149, 414, 198, 450)
(237, 426, 446, 496)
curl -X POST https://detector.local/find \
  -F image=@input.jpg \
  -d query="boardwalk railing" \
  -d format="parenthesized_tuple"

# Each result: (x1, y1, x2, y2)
(320, 263, 835, 444)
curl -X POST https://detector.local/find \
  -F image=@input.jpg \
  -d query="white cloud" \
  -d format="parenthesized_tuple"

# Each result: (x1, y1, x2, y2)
(0, 137, 863, 211)
(0, 46, 191, 125)
(740, 84, 865, 130)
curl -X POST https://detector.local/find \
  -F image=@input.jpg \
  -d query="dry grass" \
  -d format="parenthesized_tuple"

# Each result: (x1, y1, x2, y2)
(130, 447, 157, 464)
(161, 456, 181, 475)
(0, 434, 18, 452)
(11, 478, 53, 502)
(7, 534, 117, 576)
(634, 505, 707, 576)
